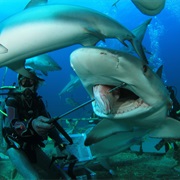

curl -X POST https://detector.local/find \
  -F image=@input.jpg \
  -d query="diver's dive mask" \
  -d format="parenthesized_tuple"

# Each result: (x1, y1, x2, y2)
(20, 77, 36, 88)
(19, 77, 37, 99)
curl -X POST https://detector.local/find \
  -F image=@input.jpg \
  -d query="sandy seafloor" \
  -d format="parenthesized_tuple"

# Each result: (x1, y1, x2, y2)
(1, 148, 180, 180)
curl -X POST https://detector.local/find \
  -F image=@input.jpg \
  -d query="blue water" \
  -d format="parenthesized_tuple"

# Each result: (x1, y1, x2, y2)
(0, 0, 179, 119)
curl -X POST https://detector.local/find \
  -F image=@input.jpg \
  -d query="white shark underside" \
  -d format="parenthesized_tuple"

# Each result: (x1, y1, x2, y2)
(0, 4, 149, 78)
(70, 47, 180, 157)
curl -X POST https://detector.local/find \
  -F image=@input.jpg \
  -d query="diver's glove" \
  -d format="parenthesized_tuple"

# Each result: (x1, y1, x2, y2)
(31, 116, 54, 137)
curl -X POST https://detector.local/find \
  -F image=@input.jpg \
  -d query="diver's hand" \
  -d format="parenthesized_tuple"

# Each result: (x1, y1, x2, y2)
(31, 116, 54, 137)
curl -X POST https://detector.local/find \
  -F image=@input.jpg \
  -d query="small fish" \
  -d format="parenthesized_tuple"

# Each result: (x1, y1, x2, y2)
(25, 54, 61, 76)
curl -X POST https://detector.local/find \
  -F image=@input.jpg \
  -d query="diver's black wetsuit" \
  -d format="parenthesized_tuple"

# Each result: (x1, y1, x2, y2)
(167, 86, 180, 120)
(2, 91, 64, 163)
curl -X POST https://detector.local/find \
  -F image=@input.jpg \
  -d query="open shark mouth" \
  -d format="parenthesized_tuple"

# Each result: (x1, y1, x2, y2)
(93, 84, 149, 115)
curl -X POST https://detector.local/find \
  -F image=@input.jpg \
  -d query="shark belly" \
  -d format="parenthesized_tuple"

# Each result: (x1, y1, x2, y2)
(0, 22, 93, 66)
(0, 4, 147, 77)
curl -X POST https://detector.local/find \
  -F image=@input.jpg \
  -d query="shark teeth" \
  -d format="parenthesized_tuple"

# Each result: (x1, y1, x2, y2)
(93, 85, 112, 114)
(93, 85, 148, 115)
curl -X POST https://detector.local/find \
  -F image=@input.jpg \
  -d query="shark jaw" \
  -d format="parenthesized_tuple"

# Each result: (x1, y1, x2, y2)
(92, 84, 149, 118)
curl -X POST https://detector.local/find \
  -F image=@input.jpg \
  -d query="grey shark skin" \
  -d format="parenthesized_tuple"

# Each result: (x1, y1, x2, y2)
(131, 0, 166, 16)
(25, 54, 61, 76)
(70, 47, 180, 157)
(0, 4, 148, 78)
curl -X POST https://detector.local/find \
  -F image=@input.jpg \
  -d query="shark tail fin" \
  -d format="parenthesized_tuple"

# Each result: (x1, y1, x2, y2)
(131, 18, 152, 64)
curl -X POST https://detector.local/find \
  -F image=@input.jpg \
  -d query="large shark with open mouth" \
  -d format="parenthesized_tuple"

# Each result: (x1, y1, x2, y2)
(70, 47, 180, 157)
(0, 1, 150, 78)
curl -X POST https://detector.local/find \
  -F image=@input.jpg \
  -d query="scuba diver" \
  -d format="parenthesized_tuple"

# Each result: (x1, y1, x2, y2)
(167, 86, 180, 120)
(153, 85, 180, 172)
(155, 86, 180, 152)
(2, 69, 72, 179)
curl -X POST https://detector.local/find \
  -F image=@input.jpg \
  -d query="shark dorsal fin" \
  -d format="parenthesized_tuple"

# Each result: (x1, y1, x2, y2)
(132, 18, 152, 43)
(24, 0, 48, 9)
(131, 19, 152, 64)
(156, 65, 163, 78)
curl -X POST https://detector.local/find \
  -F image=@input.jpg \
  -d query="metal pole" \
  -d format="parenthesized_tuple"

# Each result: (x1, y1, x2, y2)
(49, 82, 126, 123)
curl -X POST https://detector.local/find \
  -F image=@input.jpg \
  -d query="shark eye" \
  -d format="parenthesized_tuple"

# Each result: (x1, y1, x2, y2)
(143, 65, 148, 73)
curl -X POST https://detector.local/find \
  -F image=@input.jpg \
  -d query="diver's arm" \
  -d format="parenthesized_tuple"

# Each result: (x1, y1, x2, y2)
(37, 98, 67, 149)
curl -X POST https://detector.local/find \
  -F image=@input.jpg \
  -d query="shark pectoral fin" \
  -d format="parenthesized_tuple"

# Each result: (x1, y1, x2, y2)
(84, 119, 132, 146)
(131, 38, 148, 63)
(0, 44, 8, 53)
(81, 28, 105, 46)
(150, 117, 180, 139)
(24, 0, 47, 9)
(8, 60, 34, 79)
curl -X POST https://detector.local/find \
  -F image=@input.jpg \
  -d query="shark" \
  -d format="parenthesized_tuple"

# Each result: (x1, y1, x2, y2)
(0, 1, 150, 78)
(131, 0, 166, 16)
(58, 74, 81, 97)
(25, 54, 61, 76)
(70, 47, 180, 157)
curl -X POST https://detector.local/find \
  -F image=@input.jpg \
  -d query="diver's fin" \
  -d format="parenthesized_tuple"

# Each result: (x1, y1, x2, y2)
(85, 119, 133, 146)
(24, 0, 48, 9)
(150, 117, 180, 139)
(0, 44, 8, 53)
